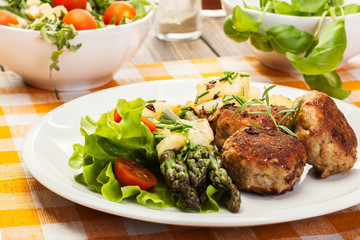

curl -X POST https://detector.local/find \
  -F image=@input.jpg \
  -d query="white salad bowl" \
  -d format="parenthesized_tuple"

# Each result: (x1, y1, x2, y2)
(221, 0, 360, 73)
(0, 5, 155, 91)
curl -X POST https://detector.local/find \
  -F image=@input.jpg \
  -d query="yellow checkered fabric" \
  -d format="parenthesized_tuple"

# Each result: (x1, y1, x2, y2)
(1, 56, 360, 239)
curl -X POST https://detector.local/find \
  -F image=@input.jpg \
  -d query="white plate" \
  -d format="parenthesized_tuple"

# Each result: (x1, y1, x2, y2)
(22, 79, 360, 227)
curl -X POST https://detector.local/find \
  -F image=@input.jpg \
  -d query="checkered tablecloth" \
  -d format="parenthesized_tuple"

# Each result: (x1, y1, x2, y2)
(1, 56, 360, 239)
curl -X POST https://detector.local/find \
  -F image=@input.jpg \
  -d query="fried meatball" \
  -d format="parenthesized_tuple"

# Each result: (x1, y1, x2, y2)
(214, 105, 291, 150)
(221, 127, 307, 195)
(292, 90, 358, 179)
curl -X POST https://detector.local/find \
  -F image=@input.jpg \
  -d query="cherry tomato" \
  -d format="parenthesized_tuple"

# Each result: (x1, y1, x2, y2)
(62, 9, 97, 30)
(0, 10, 19, 26)
(52, 0, 87, 11)
(114, 157, 157, 190)
(114, 108, 156, 132)
(104, 1, 136, 25)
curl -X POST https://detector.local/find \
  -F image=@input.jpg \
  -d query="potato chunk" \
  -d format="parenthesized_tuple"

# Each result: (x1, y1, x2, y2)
(194, 73, 250, 105)
(269, 94, 293, 108)
(142, 101, 181, 119)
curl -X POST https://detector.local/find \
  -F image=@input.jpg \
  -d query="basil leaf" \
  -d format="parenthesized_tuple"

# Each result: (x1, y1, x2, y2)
(260, 0, 269, 9)
(274, 2, 301, 15)
(343, 4, 360, 15)
(232, 5, 259, 33)
(304, 71, 351, 100)
(259, 0, 275, 12)
(267, 24, 315, 55)
(291, 0, 328, 13)
(242, 0, 261, 11)
(250, 32, 273, 52)
(223, 15, 253, 43)
(286, 18, 346, 75)
(329, 0, 344, 7)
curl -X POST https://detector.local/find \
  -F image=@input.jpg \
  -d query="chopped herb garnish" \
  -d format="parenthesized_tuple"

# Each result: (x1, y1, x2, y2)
(231, 72, 239, 79)
(181, 105, 192, 110)
(195, 90, 209, 104)
(160, 119, 174, 124)
(241, 87, 245, 96)
(155, 124, 165, 129)
(176, 128, 190, 135)
(214, 90, 221, 99)
(210, 102, 219, 113)
(154, 132, 166, 140)
(176, 122, 193, 129)
(233, 95, 248, 105)
(169, 125, 184, 132)
(146, 99, 156, 103)
(222, 96, 234, 104)
(177, 110, 186, 118)
(240, 73, 250, 77)
(219, 71, 238, 84)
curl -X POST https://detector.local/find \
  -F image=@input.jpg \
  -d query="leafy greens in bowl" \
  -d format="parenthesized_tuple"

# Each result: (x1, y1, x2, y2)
(221, 0, 360, 100)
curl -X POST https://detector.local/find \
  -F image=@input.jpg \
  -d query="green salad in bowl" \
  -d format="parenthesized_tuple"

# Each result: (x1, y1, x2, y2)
(0, 0, 155, 97)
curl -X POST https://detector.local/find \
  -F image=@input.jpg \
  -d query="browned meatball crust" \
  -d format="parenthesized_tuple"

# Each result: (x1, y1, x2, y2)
(221, 127, 307, 195)
(292, 90, 358, 179)
(214, 105, 291, 150)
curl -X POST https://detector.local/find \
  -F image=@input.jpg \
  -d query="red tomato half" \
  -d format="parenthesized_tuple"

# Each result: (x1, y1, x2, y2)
(0, 10, 19, 26)
(114, 108, 156, 132)
(104, 1, 136, 25)
(114, 157, 157, 190)
(52, 0, 87, 11)
(62, 9, 97, 30)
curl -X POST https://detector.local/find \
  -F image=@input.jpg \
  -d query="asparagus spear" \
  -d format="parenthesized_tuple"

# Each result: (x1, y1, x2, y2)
(157, 108, 240, 212)
(223, 183, 241, 213)
(160, 149, 200, 210)
(208, 152, 241, 213)
(186, 145, 210, 188)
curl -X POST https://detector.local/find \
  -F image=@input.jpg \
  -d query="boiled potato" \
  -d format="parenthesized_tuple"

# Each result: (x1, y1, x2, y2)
(248, 86, 261, 100)
(194, 73, 250, 106)
(142, 101, 181, 119)
(193, 98, 225, 118)
(269, 94, 293, 108)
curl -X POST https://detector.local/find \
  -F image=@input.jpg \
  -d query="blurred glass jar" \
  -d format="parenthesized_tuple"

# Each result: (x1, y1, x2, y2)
(201, 0, 225, 17)
(154, 0, 201, 42)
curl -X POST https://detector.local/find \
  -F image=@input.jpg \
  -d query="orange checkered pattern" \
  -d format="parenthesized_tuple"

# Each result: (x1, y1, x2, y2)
(1, 56, 360, 240)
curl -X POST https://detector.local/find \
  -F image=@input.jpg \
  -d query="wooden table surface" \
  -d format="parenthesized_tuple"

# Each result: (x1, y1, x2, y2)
(131, 16, 253, 63)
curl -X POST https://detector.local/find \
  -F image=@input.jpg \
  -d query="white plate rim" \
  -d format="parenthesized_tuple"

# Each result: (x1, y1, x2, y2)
(21, 79, 360, 227)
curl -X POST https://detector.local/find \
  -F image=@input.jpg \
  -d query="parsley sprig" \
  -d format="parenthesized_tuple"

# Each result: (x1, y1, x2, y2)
(28, 16, 81, 99)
